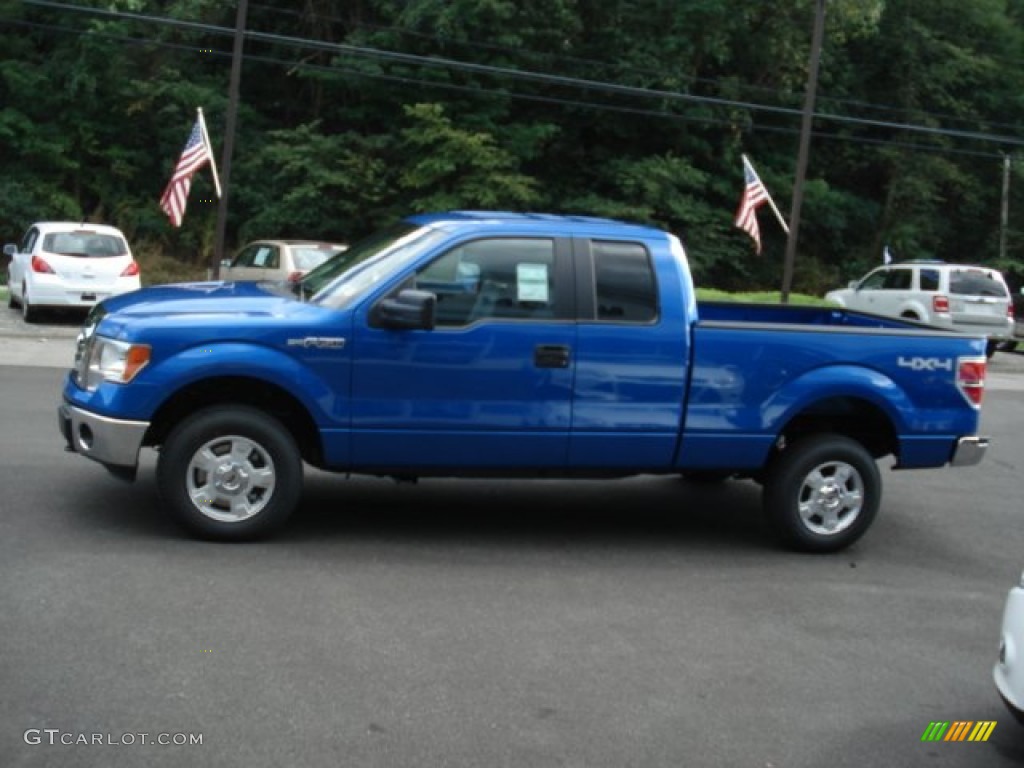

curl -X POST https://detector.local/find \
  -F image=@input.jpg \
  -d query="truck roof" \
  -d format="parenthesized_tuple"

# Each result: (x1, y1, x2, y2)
(406, 210, 667, 239)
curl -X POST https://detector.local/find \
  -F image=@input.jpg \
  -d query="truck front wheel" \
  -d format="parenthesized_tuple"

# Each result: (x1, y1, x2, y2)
(763, 435, 880, 553)
(157, 406, 303, 541)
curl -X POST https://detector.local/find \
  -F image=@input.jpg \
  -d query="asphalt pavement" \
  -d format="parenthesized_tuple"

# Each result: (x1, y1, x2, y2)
(2, 304, 1024, 767)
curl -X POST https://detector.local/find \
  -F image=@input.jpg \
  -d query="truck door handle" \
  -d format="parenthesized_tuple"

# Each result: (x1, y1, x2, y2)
(534, 344, 571, 368)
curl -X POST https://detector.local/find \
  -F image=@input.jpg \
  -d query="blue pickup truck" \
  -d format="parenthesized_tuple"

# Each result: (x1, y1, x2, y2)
(59, 211, 990, 551)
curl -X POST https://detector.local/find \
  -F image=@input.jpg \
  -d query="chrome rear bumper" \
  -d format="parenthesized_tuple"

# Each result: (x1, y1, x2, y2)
(951, 435, 989, 467)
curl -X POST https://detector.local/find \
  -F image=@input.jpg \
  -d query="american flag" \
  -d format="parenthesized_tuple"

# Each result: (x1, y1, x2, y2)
(160, 119, 213, 227)
(734, 158, 770, 254)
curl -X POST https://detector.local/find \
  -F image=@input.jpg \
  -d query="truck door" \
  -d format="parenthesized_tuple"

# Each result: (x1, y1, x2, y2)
(568, 237, 689, 469)
(349, 236, 576, 469)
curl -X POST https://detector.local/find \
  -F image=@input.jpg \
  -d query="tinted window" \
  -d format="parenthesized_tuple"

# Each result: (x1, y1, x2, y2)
(415, 238, 558, 326)
(949, 269, 1008, 297)
(20, 228, 39, 253)
(592, 240, 657, 322)
(858, 270, 887, 290)
(881, 268, 912, 290)
(919, 268, 940, 291)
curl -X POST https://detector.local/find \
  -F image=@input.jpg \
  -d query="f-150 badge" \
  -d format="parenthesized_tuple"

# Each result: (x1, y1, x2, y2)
(286, 337, 346, 349)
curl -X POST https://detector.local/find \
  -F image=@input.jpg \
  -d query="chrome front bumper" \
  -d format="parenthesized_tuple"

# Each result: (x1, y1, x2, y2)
(950, 435, 989, 467)
(59, 402, 149, 472)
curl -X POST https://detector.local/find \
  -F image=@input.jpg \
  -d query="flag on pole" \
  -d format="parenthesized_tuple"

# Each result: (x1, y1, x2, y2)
(734, 156, 771, 254)
(160, 112, 217, 227)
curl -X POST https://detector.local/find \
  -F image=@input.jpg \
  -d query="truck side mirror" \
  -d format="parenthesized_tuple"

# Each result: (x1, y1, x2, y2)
(848, 280, 859, 290)
(371, 289, 436, 331)
(3, 244, 16, 256)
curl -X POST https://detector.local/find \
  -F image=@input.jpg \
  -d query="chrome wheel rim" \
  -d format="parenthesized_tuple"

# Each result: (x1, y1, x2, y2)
(797, 460, 864, 536)
(185, 435, 276, 522)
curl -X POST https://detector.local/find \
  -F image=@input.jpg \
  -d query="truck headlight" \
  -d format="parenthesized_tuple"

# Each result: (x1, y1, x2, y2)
(79, 337, 151, 391)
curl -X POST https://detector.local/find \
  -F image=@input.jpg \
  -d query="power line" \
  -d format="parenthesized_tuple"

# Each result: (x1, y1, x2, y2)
(247, 2, 1024, 136)
(4, 15, 1007, 164)
(15, 0, 1024, 149)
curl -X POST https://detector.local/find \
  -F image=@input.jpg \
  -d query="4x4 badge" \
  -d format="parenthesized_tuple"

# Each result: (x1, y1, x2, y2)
(898, 356, 953, 372)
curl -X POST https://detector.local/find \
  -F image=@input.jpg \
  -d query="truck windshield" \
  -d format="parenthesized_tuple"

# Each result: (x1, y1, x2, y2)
(298, 222, 444, 308)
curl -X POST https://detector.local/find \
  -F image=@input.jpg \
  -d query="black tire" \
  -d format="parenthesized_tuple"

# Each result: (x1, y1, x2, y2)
(157, 406, 303, 541)
(985, 339, 999, 358)
(762, 434, 880, 553)
(21, 284, 38, 323)
(998, 340, 1018, 353)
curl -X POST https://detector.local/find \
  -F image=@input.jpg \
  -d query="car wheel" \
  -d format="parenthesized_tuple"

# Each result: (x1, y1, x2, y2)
(157, 406, 303, 541)
(763, 434, 880, 553)
(21, 284, 38, 323)
(998, 340, 1018, 352)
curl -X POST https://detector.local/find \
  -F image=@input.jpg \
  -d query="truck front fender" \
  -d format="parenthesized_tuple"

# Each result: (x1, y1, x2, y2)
(82, 342, 345, 429)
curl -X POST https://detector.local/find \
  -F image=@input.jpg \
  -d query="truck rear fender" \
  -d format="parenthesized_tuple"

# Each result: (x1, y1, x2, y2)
(761, 365, 909, 462)
(141, 343, 336, 468)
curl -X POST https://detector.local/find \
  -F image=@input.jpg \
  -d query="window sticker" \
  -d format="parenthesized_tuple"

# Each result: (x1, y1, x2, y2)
(516, 263, 549, 302)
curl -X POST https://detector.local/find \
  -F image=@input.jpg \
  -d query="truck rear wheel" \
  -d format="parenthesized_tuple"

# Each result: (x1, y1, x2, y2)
(763, 435, 880, 553)
(157, 406, 303, 541)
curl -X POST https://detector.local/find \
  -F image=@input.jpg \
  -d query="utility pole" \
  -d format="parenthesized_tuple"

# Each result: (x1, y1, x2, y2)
(780, 0, 826, 303)
(212, 0, 249, 278)
(999, 153, 1011, 264)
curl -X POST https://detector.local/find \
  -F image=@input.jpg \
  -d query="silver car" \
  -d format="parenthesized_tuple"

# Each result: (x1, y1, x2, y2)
(825, 261, 1014, 356)
(220, 239, 348, 283)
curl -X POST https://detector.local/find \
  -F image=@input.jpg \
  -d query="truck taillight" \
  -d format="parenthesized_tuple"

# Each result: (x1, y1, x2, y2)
(956, 357, 986, 408)
(1009, 302, 1015, 320)
(121, 261, 140, 277)
(31, 255, 55, 274)
(933, 295, 950, 313)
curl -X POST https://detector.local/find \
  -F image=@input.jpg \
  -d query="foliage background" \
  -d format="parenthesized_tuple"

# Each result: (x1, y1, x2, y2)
(2, 0, 1024, 293)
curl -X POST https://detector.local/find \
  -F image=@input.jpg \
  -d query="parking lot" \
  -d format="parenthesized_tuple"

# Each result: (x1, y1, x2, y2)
(2, 305, 1024, 767)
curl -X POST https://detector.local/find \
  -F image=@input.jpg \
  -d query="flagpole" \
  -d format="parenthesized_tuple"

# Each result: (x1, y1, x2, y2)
(196, 107, 222, 199)
(742, 154, 790, 235)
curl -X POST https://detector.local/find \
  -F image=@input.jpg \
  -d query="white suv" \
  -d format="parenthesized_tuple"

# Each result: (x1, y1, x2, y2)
(825, 261, 1014, 356)
(5, 221, 141, 323)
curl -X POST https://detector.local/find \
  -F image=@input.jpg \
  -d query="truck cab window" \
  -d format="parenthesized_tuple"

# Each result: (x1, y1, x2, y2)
(415, 238, 558, 326)
(593, 240, 657, 322)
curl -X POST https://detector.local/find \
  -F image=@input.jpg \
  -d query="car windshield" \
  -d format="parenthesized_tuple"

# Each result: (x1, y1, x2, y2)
(43, 231, 127, 257)
(299, 222, 445, 307)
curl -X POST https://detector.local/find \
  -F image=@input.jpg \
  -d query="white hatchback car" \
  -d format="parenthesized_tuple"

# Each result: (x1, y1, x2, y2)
(5, 221, 141, 323)
(996, 570, 1024, 724)
(825, 261, 1015, 356)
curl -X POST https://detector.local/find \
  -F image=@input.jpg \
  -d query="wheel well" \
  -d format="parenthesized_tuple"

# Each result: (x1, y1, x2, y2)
(144, 376, 324, 467)
(900, 310, 920, 320)
(779, 396, 897, 460)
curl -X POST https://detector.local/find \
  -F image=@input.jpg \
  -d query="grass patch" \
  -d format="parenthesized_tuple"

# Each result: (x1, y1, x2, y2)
(696, 288, 832, 306)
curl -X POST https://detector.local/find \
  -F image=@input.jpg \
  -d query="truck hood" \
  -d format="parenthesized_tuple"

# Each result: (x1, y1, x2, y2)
(93, 281, 333, 343)
(99, 280, 295, 318)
